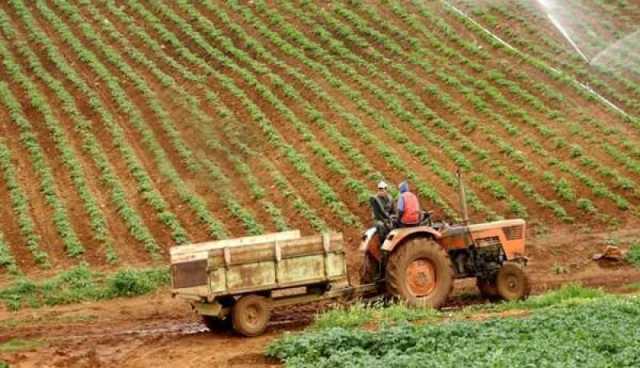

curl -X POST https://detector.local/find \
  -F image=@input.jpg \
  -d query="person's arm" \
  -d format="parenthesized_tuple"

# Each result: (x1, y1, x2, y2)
(396, 195, 404, 218)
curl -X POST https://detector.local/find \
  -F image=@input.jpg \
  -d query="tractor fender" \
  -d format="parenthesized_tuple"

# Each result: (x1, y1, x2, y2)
(359, 227, 377, 253)
(381, 227, 443, 253)
(360, 227, 383, 262)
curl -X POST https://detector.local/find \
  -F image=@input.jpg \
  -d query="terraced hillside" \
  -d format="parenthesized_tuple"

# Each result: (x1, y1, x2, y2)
(0, 0, 639, 277)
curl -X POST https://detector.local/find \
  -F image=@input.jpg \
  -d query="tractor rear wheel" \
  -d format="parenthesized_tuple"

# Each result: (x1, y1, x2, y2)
(386, 238, 454, 308)
(231, 294, 271, 337)
(496, 262, 530, 301)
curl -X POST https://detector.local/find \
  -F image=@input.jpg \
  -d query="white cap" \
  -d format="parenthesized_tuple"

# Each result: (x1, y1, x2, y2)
(377, 180, 388, 190)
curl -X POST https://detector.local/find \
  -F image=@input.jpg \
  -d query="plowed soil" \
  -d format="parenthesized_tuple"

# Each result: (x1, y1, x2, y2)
(2, 227, 640, 368)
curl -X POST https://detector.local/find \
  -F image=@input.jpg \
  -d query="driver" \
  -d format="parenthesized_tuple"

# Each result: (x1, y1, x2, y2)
(370, 180, 394, 242)
(375, 180, 393, 217)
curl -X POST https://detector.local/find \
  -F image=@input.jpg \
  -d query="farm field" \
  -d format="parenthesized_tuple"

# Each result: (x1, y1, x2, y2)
(0, 0, 639, 366)
(0, 0, 638, 279)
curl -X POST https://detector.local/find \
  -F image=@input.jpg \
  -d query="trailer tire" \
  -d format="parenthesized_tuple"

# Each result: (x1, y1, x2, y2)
(232, 295, 271, 337)
(386, 238, 454, 308)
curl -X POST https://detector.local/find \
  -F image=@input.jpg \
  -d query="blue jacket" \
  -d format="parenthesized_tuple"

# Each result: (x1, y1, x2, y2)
(396, 181, 409, 213)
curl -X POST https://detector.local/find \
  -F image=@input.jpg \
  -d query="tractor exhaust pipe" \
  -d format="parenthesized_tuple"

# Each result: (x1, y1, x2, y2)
(457, 168, 469, 225)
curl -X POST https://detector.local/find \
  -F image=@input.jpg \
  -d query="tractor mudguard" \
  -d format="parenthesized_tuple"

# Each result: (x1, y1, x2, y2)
(381, 227, 443, 253)
(360, 227, 383, 262)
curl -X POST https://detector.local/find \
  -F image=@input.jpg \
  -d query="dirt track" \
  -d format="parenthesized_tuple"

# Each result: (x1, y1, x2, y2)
(2, 227, 640, 367)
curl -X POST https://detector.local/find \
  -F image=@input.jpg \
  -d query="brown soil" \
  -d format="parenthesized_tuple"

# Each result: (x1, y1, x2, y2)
(2, 226, 640, 367)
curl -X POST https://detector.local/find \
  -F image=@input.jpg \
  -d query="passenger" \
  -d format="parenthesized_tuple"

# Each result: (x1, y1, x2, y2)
(396, 180, 421, 226)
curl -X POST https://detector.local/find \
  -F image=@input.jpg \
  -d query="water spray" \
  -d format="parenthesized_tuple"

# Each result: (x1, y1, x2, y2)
(535, 0, 590, 63)
(441, 1, 633, 120)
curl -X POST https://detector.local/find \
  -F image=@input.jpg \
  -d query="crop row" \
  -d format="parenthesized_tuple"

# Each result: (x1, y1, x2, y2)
(444, 0, 640, 132)
(212, 1, 464, 217)
(178, 0, 375, 205)
(81, 1, 267, 236)
(197, 0, 464, 216)
(479, 2, 640, 173)
(0, 78, 85, 258)
(110, 0, 356, 230)
(0, 229, 18, 274)
(395, 1, 635, 211)
(307, 0, 633, 218)
(96, 0, 293, 234)
(474, 1, 640, 118)
(0, 139, 48, 266)
(442, 2, 637, 191)
(319, 2, 576, 218)
(17, 0, 188, 246)
(98, 0, 323, 233)
(267, 1, 572, 219)
(48, 0, 230, 241)
(3, 4, 162, 259)
(0, 24, 119, 262)
(303, 0, 611, 218)
(128, 0, 363, 227)
(203, 91, 323, 232)
(235, 1, 500, 219)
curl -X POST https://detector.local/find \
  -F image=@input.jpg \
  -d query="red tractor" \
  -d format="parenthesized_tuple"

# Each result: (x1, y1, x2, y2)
(359, 173, 530, 307)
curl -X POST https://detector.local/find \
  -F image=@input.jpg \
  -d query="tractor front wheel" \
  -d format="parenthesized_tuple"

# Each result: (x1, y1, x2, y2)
(496, 262, 530, 301)
(386, 238, 454, 308)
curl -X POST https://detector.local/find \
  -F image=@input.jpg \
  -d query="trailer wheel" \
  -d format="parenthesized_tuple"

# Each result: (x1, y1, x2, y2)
(201, 315, 230, 332)
(496, 262, 530, 301)
(231, 295, 271, 337)
(386, 238, 454, 308)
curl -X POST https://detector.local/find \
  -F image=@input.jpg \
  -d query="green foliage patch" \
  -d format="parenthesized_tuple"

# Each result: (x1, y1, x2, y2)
(0, 264, 168, 310)
(312, 301, 440, 330)
(0, 338, 45, 353)
(268, 295, 640, 367)
(626, 243, 640, 267)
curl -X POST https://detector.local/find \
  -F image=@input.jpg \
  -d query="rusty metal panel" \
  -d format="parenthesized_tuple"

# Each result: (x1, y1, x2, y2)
(228, 243, 275, 265)
(172, 260, 208, 289)
(174, 231, 349, 298)
(226, 262, 276, 291)
(170, 230, 300, 257)
(280, 233, 343, 258)
(277, 255, 324, 284)
(325, 253, 347, 278)
(209, 267, 226, 294)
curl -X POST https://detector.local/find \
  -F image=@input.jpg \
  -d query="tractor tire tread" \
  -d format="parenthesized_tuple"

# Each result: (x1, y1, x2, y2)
(386, 238, 454, 308)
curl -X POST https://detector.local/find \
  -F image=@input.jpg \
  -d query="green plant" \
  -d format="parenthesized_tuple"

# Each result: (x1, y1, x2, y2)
(0, 338, 45, 353)
(626, 243, 640, 267)
(552, 263, 569, 274)
(267, 288, 631, 368)
(0, 265, 169, 310)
